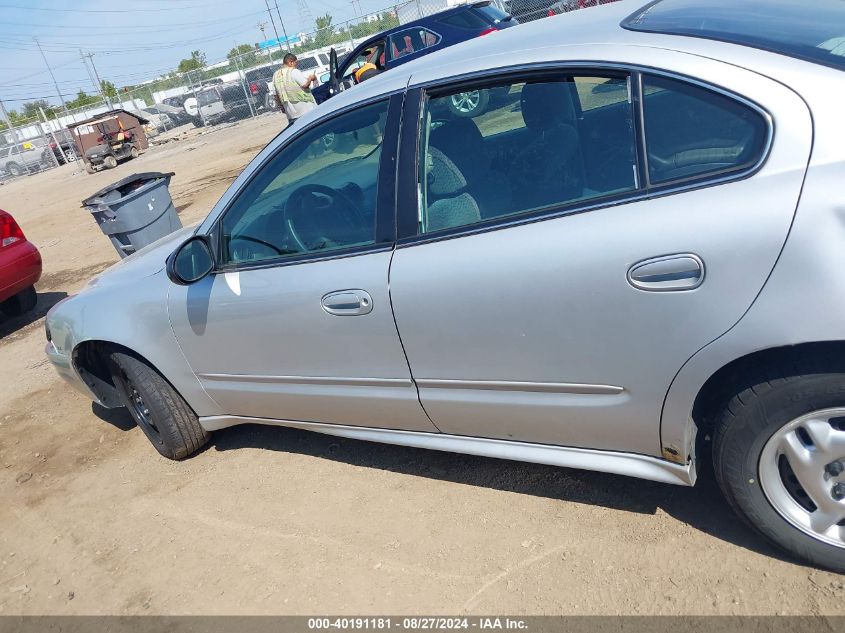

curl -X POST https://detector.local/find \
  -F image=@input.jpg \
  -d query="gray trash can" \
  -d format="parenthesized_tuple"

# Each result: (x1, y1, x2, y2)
(82, 171, 182, 259)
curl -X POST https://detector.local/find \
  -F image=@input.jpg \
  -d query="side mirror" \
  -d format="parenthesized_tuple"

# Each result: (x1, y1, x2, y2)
(166, 236, 215, 285)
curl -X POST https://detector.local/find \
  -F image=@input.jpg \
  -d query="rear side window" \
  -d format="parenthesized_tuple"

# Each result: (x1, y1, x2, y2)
(389, 28, 441, 60)
(418, 75, 638, 234)
(642, 75, 768, 185)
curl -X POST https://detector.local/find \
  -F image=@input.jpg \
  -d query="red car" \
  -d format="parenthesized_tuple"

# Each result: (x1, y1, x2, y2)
(0, 209, 41, 317)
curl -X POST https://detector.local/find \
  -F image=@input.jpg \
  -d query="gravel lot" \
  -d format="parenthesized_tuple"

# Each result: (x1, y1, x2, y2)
(0, 113, 843, 616)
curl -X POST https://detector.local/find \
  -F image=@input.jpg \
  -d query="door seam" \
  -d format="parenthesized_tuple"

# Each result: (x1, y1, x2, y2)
(387, 245, 442, 432)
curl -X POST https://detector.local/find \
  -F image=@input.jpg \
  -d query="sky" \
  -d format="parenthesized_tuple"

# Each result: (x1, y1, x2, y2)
(0, 0, 393, 111)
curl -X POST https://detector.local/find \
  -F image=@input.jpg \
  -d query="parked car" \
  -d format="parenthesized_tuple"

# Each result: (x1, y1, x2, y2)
(145, 103, 195, 127)
(311, 1, 517, 107)
(195, 82, 255, 125)
(47, 134, 77, 165)
(244, 64, 278, 111)
(0, 140, 49, 177)
(45, 0, 845, 572)
(0, 210, 41, 318)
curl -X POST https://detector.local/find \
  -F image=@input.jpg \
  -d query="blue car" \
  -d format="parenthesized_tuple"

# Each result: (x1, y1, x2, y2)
(312, 1, 517, 112)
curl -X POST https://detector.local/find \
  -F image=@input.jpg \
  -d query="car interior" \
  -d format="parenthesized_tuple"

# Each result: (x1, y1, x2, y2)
(420, 73, 766, 233)
(221, 103, 388, 264)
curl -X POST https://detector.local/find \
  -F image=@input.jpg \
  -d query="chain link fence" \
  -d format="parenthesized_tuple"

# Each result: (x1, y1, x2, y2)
(0, 0, 612, 184)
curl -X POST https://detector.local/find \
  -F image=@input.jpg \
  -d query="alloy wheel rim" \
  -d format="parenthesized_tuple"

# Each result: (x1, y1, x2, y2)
(452, 91, 480, 113)
(759, 407, 845, 549)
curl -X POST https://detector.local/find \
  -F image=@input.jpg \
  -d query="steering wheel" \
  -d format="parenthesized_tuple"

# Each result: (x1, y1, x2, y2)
(283, 183, 366, 253)
(228, 234, 289, 261)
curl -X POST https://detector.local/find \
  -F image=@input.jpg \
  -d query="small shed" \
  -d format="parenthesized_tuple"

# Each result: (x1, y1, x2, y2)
(67, 109, 150, 158)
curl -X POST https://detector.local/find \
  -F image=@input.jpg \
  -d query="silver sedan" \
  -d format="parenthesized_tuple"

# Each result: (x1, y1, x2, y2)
(45, 0, 845, 571)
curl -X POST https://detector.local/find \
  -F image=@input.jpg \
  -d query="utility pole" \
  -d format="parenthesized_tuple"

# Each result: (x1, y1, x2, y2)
(0, 99, 21, 144)
(273, 0, 292, 52)
(83, 50, 112, 109)
(80, 50, 105, 105)
(33, 37, 69, 115)
(263, 0, 286, 58)
(257, 20, 268, 42)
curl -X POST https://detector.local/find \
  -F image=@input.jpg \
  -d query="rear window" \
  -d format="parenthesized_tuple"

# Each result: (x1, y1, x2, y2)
(247, 66, 276, 81)
(197, 89, 219, 106)
(474, 3, 510, 22)
(623, 0, 845, 72)
(297, 57, 319, 71)
(439, 4, 508, 29)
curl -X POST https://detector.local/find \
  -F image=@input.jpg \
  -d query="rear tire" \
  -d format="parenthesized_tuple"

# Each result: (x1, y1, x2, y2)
(129, 147, 139, 159)
(713, 363, 845, 573)
(0, 285, 37, 317)
(110, 352, 209, 460)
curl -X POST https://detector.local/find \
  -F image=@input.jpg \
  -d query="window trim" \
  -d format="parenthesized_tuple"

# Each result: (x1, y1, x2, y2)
(396, 61, 773, 245)
(207, 92, 403, 274)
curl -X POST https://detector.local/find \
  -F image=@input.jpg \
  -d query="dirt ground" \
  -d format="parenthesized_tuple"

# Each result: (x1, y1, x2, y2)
(0, 113, 843, 616)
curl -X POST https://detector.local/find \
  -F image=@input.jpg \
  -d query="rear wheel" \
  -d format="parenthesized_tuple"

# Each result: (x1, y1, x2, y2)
(446, 90, 490, 118)
(110, 352, 209, 460)
(713, 366, 845, 572)
(129, 147, 139, 159)
(0, 285, 37, 317)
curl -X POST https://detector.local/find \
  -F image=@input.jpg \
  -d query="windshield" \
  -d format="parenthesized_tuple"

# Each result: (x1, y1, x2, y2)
(623, 0, 845, 71)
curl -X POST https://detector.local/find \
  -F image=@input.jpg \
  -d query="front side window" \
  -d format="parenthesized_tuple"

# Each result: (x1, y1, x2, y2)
(389, 28, 441, 60)
(343, 41, 386, 77)
(220, 100, 388, 265)
(641, 74, 768, 185)
(417, 75, 638, 234)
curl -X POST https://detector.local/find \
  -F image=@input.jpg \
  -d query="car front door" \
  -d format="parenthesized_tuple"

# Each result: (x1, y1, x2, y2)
(169, 95, 437, 432)
(389, 64, 811, 458)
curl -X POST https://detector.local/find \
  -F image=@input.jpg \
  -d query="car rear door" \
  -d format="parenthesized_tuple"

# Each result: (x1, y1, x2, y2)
(388, 59, 811, 458)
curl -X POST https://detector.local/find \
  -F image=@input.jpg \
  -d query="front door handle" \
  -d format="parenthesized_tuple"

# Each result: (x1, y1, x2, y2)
(627, 254, 704, 291)
(321, 289, 373, 316)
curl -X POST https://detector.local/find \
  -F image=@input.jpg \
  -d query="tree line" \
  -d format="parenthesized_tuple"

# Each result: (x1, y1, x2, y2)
(2, 10, 399, 132)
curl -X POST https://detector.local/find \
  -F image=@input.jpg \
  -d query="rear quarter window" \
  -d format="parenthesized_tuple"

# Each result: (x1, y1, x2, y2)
(641, 74, 769, 185)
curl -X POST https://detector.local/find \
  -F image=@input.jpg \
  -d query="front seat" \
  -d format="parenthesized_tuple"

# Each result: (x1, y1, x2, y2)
(511, 81, 585, 210)
(424, 147, 482, 233)
(429, 117, 512, 219)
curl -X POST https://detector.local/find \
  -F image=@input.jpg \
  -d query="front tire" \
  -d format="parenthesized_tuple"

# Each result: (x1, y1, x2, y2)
(110, 352, 209, 460)
(713, 365, 845, 572)
(103, 155, 118, 169)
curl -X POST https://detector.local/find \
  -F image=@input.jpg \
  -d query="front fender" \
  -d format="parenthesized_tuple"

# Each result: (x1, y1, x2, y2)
(46, 270, 222, 417)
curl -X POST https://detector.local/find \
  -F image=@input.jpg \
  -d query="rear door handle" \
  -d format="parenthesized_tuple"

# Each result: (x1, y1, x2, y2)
(627, 254, 704, 291)
(321, 289, 373, 316)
